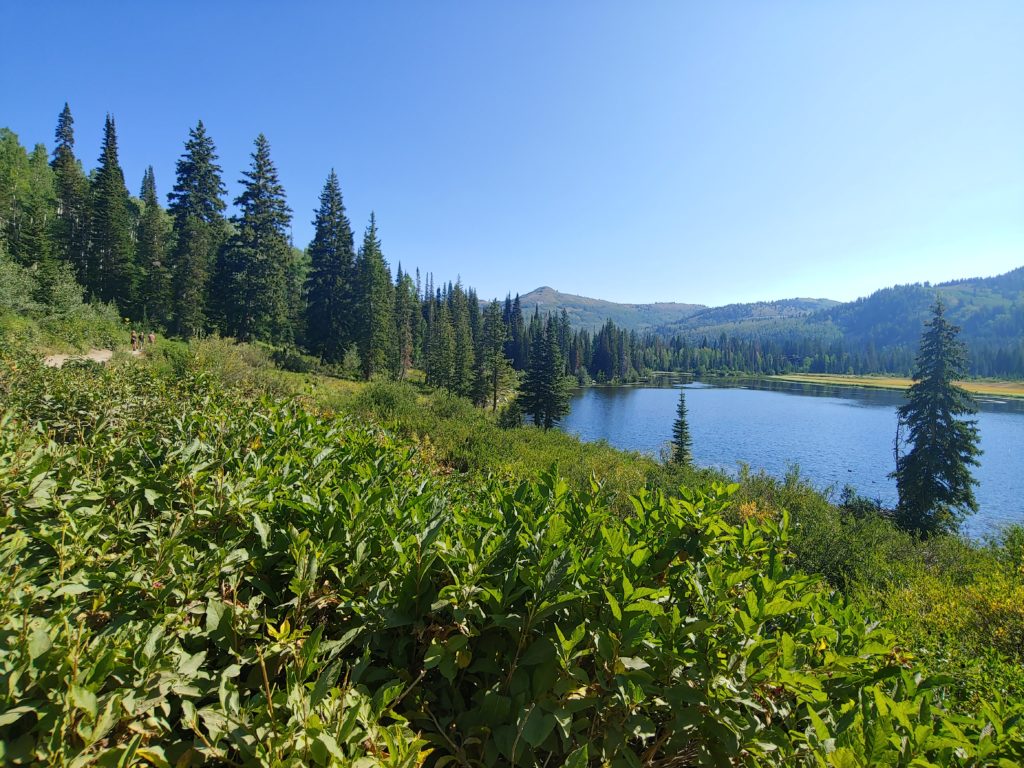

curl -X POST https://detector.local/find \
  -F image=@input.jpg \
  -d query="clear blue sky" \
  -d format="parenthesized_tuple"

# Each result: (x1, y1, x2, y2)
(4, 2, 1022, 305)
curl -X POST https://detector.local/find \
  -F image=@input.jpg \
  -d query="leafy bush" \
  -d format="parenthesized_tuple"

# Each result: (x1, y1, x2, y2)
(272, 344, 323, 374)
(0, 249, 125, 351)
(2, 357, 1024, 766)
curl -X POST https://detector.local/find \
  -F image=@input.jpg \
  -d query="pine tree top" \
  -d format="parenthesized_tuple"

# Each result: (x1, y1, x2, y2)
(234, 134, 291, 234)
(361, 212, 382, 257)
(141, 166, 158, 204)
(99, 114, 120, 168)
(168, 120, 227, 223)
(55, 103, 74, 152)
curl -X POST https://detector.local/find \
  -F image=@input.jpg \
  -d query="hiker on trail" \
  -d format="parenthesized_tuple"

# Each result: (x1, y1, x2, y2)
(148, 332, 156, 346)
(130, 330, 138, 351)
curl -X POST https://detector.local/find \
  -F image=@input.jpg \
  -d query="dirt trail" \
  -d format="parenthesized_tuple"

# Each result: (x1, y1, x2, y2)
(42, 349, 142, 368)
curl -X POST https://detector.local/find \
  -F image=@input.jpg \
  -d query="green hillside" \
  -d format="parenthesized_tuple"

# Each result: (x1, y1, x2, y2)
(3, 347, 1024, 766)
(658, 298, 841, 334)
(517, 287, 705, 330)
(515, 267, 1024, 377)
(516, 287, 840, 333)
(814, 267, 1024, 348)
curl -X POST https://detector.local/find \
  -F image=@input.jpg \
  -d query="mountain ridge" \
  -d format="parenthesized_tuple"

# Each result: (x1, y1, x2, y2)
(514, 267, 1023, 343)
(515, 286, 838, 332)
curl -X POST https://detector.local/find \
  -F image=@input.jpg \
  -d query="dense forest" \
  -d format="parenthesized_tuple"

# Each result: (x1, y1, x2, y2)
(527, 272, 1024, 380)
(2, 105, 1022, 391)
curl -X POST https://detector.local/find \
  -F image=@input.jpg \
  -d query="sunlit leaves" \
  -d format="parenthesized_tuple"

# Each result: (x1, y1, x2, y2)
(1, 354, 1022, 766)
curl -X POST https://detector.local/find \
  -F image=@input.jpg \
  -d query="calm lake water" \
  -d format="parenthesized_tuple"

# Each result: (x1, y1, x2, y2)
(562, 378, 1024, 537)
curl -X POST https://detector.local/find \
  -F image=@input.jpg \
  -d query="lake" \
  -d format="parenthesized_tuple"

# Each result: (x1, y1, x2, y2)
(561, 378, 1024, 537)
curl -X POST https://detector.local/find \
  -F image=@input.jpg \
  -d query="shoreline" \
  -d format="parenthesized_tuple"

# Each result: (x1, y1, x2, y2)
(768, 373, 1024, 399)
(575, 371, 1024, 400)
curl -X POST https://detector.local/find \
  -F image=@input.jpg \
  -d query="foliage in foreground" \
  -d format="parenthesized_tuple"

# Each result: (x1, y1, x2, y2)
(2, 356, 1024, 766)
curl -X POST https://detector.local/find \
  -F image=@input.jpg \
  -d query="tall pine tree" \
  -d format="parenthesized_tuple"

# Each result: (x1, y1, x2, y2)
(520, 316, 571, 429)
(476, 299, 514, 410)
(89, 114, 135, 308)
(304, 169, 355, 361)
(354, 213, 396, 378)
(167, 121, 227, 337)
(427, 301, 456, 390)
(891, 301, 981, 535)
(136, 167, 172, 327)
(394, 265, 419, 379)
(449, 283, 476, 396)
(50, 103, 91, 286)
(218, 134, 293, 342)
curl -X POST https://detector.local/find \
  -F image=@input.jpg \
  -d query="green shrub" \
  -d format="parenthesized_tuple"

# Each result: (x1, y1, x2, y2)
(3, 357, 1023, 765)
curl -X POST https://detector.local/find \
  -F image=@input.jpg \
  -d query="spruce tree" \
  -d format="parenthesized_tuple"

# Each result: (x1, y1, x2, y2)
(450, 283, 476, 396)
(520, 316, 571, 429)
(506, 294, 527, 369)
(50, 103, 91, 286)
(304, 170, 355, 361)
(671, 389, 693, 466)
(476, 299, 514, 410)
(136, 167, 172, 327)
(219, 134, 293, 342)
(285, 245, 309, 345)
(354, 213, 396, 378)
(167, 121, 227, 337)
(89, 114, 135, 308)
(394, 265, 419, 379)
(427, 301, 456, 390)
(891, 301, 981, 535)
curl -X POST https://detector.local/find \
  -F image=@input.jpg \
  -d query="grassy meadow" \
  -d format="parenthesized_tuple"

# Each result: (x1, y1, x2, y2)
(770, 373, 1024, 398)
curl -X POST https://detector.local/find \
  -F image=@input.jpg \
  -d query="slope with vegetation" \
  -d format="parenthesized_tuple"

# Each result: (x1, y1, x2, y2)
(515, 287, 705, 331)
(2, 346, 1024, 767)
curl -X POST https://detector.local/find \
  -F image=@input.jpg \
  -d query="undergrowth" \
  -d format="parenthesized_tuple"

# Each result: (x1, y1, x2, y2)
(2, 349, 1023, 766)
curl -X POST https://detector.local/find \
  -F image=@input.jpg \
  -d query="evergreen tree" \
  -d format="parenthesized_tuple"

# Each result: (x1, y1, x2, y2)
(449, 283, 476, 396)
(285, 245, 309, 345)
(394, 265, 419, 379)
(219, 134, 293, 342)
(167, 121, 227, 337)
(305, 169, 355, 361)
(671, 389, 693, 466)
(427, 301, 455, 390)
(891, 301, 981, 535)
(89, 114, 135, 308)
(520, 316, 571, 429)
(476, 299, 515, 410)
(50, 103, 91, 286)
(506, 294, 527, 368)
(354, 213, 396, 378)
(136, 167, 172, 327)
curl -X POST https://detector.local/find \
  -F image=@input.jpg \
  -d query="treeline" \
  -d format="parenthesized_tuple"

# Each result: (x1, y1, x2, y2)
(0, 106, 568, 423)
(636, 330, 1024, 379)
(3, 104, 1020, 394)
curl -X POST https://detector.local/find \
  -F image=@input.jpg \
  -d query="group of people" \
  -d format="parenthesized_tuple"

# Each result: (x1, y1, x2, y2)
(130, 330, 156, 352)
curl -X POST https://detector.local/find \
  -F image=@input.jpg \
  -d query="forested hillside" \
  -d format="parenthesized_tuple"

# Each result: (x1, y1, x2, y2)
(516, 286, 705, 330)
(2, 105, 1021, 387)
(517, 271, 1024, 378)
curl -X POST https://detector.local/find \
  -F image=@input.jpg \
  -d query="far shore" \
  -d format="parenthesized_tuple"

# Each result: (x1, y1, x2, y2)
(768, 373, 1024, 399)
(579, 372, 1024, 400)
